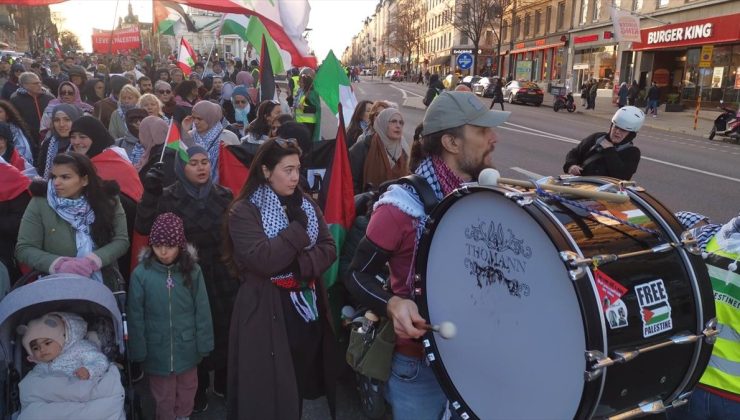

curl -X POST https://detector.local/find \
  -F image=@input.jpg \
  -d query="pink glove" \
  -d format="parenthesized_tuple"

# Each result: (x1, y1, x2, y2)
(56, 257, 98, 278)
(50, 257, 75, 273)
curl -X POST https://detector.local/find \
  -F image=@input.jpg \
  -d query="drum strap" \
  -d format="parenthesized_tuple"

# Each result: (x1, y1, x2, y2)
(379, 174, 440, 214)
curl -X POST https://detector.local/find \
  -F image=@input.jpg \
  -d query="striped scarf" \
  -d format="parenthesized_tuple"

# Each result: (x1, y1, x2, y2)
(130, 143, 145, 167)
(250, 185, 321, 322)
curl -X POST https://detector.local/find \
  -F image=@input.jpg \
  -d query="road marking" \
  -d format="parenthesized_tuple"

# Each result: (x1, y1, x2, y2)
(510, 167, 545, 179)
(498, 123, 740, 183)
(390, 85, 423, 98)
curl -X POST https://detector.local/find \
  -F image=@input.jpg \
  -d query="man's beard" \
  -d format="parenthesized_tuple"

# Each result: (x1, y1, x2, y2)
(460, 149, 495, 181)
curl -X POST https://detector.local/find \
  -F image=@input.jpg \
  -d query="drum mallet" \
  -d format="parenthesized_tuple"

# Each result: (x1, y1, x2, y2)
(478, 168, 628, 203)
(416, 321, 457, 339)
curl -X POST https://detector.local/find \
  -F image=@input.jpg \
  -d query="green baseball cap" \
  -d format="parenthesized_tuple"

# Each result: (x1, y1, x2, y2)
(422, 91, 510, 136)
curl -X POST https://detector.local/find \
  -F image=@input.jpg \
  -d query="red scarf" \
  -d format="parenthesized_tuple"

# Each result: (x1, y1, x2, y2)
(431, 156, 464, 196)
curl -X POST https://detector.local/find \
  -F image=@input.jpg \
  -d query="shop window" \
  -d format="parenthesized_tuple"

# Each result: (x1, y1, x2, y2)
(545, 6, 552, 34)
(557, 2, 565, 30)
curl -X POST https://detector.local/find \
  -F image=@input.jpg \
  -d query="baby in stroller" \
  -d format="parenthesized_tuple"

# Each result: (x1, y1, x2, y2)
(19, 312, 108, 381)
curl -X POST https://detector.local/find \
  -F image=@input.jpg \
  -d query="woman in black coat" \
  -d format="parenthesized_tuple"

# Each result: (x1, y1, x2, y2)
(135, 145, 239, 410)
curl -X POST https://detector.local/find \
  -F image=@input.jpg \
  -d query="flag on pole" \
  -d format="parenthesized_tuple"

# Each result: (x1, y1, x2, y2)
(313, 50, 358, 125)
(153, 0, 197, 36)
(164, 122, 189, 162)
(259, 35, 276, 102)
(52, 40, 62, 58)
(219, 14, 286, 74)
(320, 103, 356, 290)
(177, 38, 196, 76)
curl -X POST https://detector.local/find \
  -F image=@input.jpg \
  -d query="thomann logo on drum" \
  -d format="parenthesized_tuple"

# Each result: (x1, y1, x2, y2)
(634, 279, 673, 338)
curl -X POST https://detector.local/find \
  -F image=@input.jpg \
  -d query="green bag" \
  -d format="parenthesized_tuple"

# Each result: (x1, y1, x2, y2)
(346, 318, 396, 381)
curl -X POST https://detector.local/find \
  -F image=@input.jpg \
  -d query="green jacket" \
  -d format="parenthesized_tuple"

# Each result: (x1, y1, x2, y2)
(127, 253, 214, 376)
(15, 195, 129, 289)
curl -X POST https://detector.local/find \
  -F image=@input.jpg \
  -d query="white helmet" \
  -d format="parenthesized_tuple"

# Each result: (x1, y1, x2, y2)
(611, 106, 645, 132)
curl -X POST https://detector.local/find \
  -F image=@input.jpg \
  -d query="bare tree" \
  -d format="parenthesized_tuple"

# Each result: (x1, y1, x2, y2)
(59, 30, 81, 53)
(387, 0, 426, 73)
(445, 0, 503, 73)
(21, 6, 57, 54)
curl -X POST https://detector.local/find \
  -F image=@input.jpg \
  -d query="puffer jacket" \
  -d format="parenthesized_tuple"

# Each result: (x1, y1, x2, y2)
(127, 247, 214, 376)
(26, 312, 109, 379)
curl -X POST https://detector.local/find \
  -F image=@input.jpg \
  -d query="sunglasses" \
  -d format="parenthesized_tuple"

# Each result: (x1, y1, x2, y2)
(274, 137, 302, 153)
(157, 89, 171, 94)
(60, 90, 75, 96)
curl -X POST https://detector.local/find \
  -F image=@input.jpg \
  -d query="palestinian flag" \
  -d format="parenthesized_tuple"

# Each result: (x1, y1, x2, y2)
(218, 14, 285, 74)
(165, 121, 189, 162)
(620, 209, 650, 225)
(259, 35, 276, 102)
(177, 38, 196, 76)
(641, 302, 671, 325)
(320, 103, 356, 290)
(153, 1, 197, 36)
(313, 50, 358, 126)
(91, 149, 143, 202)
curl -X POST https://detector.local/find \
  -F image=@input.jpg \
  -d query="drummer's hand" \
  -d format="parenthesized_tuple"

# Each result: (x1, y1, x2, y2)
(568, 165, 583, 175)
(387, 296, 427, 339)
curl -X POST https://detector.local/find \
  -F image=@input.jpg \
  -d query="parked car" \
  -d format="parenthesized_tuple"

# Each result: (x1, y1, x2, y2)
(391, 70, 404, 81)
(473, 77, 501, 97)
(504, 80, 544, 106)
(383, 69, 396, 79)
(460, 75, 481, 88)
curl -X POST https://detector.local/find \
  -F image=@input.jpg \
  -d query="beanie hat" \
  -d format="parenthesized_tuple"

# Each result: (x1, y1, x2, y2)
(149, 212, 187, 248)
(19, 313, 66, 356)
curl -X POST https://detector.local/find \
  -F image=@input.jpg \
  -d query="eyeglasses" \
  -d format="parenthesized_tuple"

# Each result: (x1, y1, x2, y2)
(60, 90, 75, 96)
(389, 119, 405, 126)
(157, 90, 171, 94)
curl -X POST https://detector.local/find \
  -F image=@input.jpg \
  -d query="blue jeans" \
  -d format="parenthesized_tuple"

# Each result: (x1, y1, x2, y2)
(385, 353, 447, 420)
(666, 387, 740, 420)
(648, 99, 659, 115)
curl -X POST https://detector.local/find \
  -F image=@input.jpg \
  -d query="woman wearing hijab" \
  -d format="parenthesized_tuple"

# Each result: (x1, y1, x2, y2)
(0, 122, 36, 177)
(36, 104, 83, 179)
(108, 85, 141, 140)
(224, 138, 338, 419)
(136, 146, 238, 412)
(39, 81, 94, 138)
(113, 108, 148, 166)
(81, 79, 106, 107)
(181, 101, 239, 184)
(136, 116, 176, 187)
(15, 152, 129, 290)
(350, 107, 410, 194)
(235, 71, 258, 105)
(224, 86, 256, 137)
(0, 100, 34, 165)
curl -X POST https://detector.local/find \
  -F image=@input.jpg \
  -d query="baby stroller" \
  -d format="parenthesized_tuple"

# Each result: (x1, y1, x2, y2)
(0, 273, 138, 419)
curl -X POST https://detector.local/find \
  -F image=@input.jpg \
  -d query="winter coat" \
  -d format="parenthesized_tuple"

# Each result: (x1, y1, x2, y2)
(114, 134, 139, 161)
(11, 89, 54, 146)
(618, 85, 628, 107)
(226, 198, 340, 420)
(423, 80, 445, 107)
(134, 181, 237, 370)
(348, 134, 372, 195)
(589, 82, 598, 98)
(93, 97, 117, 131)
(648, 85, 660, 101)
(0, 191, 30, 280)
(127, 250, 214, 376)
(15, 181, 129, 290)
(23, 312, 109, 379)
(108, 110, 128, 140)
(563, 132, 641, 180)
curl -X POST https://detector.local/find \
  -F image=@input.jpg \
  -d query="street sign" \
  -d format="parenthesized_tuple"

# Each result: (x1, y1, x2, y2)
(457, 53, 473, 70)
(699, 45, 713, 68)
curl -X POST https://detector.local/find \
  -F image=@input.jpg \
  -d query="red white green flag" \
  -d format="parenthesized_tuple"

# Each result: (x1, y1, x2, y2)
(320, 104, 356, 290)
(163, 121, 189, 163)
(176, 37, 196, 76)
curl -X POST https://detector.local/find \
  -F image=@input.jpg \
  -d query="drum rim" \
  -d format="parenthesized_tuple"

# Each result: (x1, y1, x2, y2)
(415, 185, 606, 419)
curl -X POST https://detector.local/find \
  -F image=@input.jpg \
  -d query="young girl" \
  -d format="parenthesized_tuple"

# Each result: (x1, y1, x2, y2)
(128, 212, 213, 420)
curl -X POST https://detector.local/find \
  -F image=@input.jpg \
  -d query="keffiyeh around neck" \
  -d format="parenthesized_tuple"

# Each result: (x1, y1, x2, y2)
(46, 182, 103, 283)
(191, 123, 223, 182)
(250, 184, 320, 322)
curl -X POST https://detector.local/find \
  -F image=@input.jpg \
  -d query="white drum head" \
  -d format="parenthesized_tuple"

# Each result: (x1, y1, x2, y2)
(422, 190, 587, 418)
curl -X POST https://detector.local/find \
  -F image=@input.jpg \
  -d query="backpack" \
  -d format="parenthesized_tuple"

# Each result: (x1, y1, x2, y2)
(338, 174, 440, 283)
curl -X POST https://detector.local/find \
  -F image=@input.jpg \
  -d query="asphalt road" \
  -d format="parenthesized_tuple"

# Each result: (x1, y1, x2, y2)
(339, 78, 740, 222)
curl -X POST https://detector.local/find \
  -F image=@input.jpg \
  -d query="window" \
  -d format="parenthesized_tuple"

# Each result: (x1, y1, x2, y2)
(485, 30, 494, 45)
(591, 0, 600, 21)
(535, 11, 541, 36)
(657, 0, 669, 7)
(459, 32, 469, 45)
(557, 2, 565, 29)
(524, 14, 531, 38)
(580, 0, 588, 25)
(631, 0, 641, 11)
(545, 6, 552, 34)
(503, 20, 509, 41)
(513, 17, 521, 40)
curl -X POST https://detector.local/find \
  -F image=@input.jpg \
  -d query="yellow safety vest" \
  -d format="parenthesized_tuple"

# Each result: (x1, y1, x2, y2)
(291, 75, 300, 97)
(295, 93, 317, 124)
(699, 236, 740, 395)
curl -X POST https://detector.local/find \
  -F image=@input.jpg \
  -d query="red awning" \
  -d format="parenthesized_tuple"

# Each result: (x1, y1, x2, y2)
(509, 42, 564, 55)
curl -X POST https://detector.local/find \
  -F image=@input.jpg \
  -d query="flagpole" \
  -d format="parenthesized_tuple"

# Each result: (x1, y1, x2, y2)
(203, 38, 217, 71)
(160, 119, 173, 163)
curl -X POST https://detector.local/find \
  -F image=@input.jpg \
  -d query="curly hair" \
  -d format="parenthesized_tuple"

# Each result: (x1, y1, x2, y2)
(0, 100, 32, 140)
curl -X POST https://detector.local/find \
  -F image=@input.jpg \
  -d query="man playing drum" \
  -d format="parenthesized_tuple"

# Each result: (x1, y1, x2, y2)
(346, 91, 510, 419)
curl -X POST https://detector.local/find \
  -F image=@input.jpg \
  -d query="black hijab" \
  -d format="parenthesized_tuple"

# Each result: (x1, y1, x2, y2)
(70, 116, 114, 158)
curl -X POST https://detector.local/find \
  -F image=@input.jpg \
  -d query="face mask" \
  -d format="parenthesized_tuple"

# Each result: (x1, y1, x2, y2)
(235, 104, 250, 123)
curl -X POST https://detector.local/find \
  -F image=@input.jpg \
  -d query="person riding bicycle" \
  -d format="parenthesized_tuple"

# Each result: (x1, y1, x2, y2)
(563, 106, 645, 180)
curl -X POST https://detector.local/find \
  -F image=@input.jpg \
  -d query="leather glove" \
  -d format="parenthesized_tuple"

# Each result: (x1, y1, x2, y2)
(56, 257, 98, 278)
(143, 162, 165, 195)
(284, 191, 308, 229)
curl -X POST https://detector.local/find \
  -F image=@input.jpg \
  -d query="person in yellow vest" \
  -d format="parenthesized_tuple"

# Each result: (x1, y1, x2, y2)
(669, 211, 740, 419)
(294, 69, 319, 141)
(286, 68, 300, 108)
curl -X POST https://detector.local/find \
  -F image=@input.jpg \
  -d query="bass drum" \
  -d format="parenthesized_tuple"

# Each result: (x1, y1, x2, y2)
(414, 177, 715, 419)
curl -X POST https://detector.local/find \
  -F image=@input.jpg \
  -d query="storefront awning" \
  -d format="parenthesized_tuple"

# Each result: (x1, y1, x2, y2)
(509, 42, 564, 55)
(430, 55, 450, 66)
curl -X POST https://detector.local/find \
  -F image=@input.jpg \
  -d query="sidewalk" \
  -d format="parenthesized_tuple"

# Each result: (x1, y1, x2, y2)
(367, 77, 721, 137)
